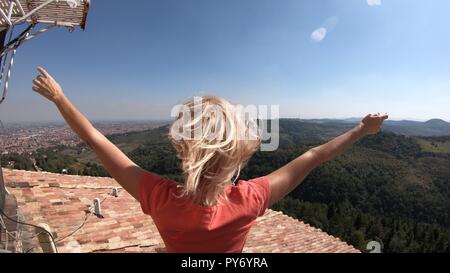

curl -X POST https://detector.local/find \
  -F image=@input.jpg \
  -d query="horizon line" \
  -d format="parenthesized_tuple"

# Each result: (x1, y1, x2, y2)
(2, 117, 449, 125)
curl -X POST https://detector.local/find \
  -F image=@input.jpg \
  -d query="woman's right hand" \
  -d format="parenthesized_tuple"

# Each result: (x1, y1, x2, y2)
(360, 113, 389, 135)
(32, 67, 65, 104)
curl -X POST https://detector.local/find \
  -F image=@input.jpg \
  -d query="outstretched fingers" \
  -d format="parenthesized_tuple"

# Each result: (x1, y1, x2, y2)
(32, 86, 45, 93)
(32, 79, 47, 90)
(37, 67, 50, 79)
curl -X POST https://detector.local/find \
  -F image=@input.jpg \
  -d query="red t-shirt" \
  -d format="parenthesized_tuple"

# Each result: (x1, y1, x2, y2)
(139, 171, 271, 253)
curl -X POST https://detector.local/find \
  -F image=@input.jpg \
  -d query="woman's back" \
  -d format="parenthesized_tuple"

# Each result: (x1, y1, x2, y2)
(139, 171, 270, 253)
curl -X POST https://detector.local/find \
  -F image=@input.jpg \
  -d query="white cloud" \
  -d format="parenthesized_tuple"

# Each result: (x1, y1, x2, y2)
(310, 27, 327, 42)
(310, 16, 339, 43)
(367, 0, 381, 6)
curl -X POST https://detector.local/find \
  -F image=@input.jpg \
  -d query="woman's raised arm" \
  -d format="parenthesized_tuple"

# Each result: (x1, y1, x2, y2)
(32, 67, 145, 201)
(267, 113, 388, 207)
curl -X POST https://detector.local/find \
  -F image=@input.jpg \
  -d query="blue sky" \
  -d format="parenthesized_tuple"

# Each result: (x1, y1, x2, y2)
(1, 0, 450, 122)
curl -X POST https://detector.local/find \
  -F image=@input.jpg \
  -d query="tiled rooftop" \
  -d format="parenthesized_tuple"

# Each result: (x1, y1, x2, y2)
(1, 168, 359, 253)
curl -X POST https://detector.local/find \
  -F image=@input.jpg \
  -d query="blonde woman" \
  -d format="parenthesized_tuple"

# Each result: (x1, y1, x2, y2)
(32, 67, 388, 253)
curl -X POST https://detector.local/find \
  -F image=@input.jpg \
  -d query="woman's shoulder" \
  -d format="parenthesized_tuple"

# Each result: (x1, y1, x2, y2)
(236, 176, 269, 188)
(138, 171, 182, 215)
(228, 176, 270, 198)
(226, 176, 271, 217)
(139, 171, 180, 194)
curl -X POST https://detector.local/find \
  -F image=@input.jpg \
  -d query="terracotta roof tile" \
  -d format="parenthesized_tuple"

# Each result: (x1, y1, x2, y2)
(2, 169, 359, 253)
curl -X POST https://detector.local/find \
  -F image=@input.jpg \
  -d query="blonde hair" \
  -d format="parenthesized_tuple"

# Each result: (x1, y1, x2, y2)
(169, 96, 261, 207)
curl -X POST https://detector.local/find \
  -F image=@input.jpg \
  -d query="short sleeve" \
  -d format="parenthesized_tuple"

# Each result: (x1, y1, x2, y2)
(138, 171, 173, 216)
(246, 176, 271, 217)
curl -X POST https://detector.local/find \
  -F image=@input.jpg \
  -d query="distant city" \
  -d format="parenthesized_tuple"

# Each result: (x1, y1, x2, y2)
(0, 120, 170, 155)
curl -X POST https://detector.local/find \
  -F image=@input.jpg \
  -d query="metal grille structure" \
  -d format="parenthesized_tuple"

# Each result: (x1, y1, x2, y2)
(0, 0, 90, 30)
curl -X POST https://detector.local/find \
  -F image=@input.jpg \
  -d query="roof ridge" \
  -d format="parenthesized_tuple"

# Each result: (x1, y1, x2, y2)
(3, 168, 116, 181)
